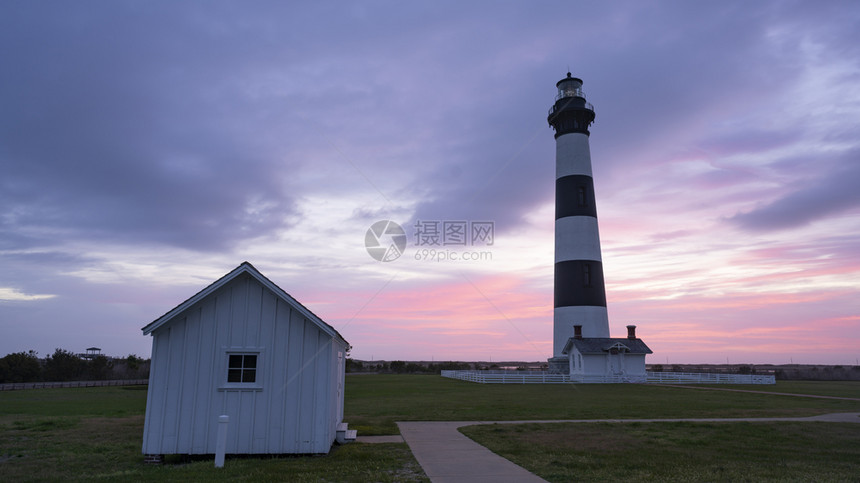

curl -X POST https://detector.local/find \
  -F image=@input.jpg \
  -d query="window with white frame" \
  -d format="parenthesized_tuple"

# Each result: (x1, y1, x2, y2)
(227, 353, 257, 383)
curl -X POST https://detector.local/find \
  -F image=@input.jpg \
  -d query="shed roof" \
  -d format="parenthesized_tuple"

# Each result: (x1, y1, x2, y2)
(141, 261, 348, 346)
(562, 337, 652, 355)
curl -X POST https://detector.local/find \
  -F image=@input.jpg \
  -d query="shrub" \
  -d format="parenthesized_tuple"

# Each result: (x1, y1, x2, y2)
(0, 350, 41, 383)
(44, 349, 86, 382)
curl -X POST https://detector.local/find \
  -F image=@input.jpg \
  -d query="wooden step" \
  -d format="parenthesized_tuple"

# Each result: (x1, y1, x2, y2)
(336, 422, 356, 444)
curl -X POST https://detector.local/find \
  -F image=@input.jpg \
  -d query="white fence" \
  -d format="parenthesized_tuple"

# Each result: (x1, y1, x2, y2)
(441, 370, 775, 385)
(646, 371, 775, 384)
(0, 379, 149, 391)
(441, 370, 571, 384)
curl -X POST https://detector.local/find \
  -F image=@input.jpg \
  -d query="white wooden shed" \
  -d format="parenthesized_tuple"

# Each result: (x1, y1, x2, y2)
(141, 262, 351, 457)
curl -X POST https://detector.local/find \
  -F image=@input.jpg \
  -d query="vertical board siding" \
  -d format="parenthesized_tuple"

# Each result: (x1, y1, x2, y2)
(254, 289, 277, 453)
(314, 331, 332, 452)
(188, 306, 206, 453)
(177, 312, 199, 451)
(224, 390, 240, 452)
(200, 299, 218, 453)
(162, 323, 185, 452)
(143, 274, 343, 455)
(228, 277, 246, 346)
(154, 328, 172, 452)
(245, 279, 263, 348)
(271, 298, 292, 451)
(285, 305, 304, 450)
(241, 390, 255, 453)
(299, 319, 318, 453)
(327, 344, 337, 440)
(141, 337, 161, 453)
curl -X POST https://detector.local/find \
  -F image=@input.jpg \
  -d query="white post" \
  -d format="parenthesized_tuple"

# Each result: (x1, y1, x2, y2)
(215, 415, 229, 468)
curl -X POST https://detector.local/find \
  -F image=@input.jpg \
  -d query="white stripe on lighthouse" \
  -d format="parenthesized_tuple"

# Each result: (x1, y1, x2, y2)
(554, 217, 602, 263)
(554, 307, 610, 351)
(556, 133, 593, 178)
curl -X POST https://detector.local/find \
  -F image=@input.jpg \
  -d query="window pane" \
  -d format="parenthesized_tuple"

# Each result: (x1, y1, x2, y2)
(226, 353, 259, 384)
(227, 369, 242, 383)
(243, 369, 256, 383)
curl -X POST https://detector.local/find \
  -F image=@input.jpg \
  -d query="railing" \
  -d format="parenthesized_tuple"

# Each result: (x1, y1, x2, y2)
(548, 99, 595, 117)
(555, 89, 590, 102)
(441, 370, 570, 384)
(646, 372, 775, 385)
(442, 370, 775, 385)
(570, 374, 648, 384)
(0, 379, 149, 391)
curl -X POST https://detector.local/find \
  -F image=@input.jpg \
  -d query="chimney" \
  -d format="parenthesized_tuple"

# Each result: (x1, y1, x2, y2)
(627, 325, 637, 339)
(573, 325, 583, 339)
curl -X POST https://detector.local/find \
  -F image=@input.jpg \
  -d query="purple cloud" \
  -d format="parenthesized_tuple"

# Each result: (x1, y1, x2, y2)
(730, 153, 860, 231)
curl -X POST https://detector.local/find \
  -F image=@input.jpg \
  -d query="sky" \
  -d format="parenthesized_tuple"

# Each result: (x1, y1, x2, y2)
(2, 1, 859, 365)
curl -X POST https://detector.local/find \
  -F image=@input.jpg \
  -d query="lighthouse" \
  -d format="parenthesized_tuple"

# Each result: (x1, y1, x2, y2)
(547, 73, 610, 363)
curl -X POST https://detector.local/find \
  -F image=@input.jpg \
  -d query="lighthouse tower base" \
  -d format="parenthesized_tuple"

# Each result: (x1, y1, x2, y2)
(547, 356, 570, 374)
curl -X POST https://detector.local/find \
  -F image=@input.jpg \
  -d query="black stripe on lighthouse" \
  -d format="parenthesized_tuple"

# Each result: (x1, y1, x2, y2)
(554, 260, 607, 307)
(555, 175, 597, 219)
(554, 171, 607, 309)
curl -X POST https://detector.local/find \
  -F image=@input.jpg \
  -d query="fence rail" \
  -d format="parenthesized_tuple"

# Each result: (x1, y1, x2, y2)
(646, 371, 775, 384)
(0, 379, 149, 391)
(441, 370, 571, 384)
(441, 370, 775, 385)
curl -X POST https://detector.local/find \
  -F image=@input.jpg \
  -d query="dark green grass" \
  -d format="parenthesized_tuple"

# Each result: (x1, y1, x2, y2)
(344, 375, 860, 434)
(1, 377, 859, 480)
(0, 385, 426, 482)
(0, 413, 425, 482)
(0, 385, 147, 418)
(460, 421, 860, 482)
(697, 380, 860, 399)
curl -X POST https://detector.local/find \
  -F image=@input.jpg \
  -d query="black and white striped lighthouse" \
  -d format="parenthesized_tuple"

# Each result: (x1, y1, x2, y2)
(547, 73, 610, 357)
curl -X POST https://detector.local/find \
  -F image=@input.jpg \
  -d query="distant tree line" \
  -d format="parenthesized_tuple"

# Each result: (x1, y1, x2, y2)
(346, 359, 471, 374)
(772, 365, 860, 381)
(0, 349, 149, 384)
(648, 363, 860, 381)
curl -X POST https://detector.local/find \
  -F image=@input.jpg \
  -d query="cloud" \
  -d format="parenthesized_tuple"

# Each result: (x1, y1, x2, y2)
(729, 157, 860, 231)
(0, 287, 56, 302)
(0, 3, 312, 252)
(1, 1, 860, 363)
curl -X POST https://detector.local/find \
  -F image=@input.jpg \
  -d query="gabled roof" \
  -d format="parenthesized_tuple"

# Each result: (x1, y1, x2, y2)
(562, 337, 652, 355)
(141, 261, 348, 346)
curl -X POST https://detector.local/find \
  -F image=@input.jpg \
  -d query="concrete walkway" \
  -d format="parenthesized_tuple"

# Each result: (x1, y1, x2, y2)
(354, 434, 404, 443)
(395, 413, 860, 483)
(397, 421, 547, 483)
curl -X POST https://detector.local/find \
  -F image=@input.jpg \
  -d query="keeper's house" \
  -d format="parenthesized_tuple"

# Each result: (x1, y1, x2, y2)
(141, 262, 351, 459)
(562, 324, 652, 381)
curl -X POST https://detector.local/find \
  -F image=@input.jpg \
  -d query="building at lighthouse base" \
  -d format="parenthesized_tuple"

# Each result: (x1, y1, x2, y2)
(549, 325, 652, 379)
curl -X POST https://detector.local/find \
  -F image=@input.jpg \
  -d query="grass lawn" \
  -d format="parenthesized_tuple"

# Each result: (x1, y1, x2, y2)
(460, 421, 860, 482)
(697, 380, 860, 399)
(1, 376, 858, 481)
(345, 375, 860, 435)
(0, 385, 427, 482)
